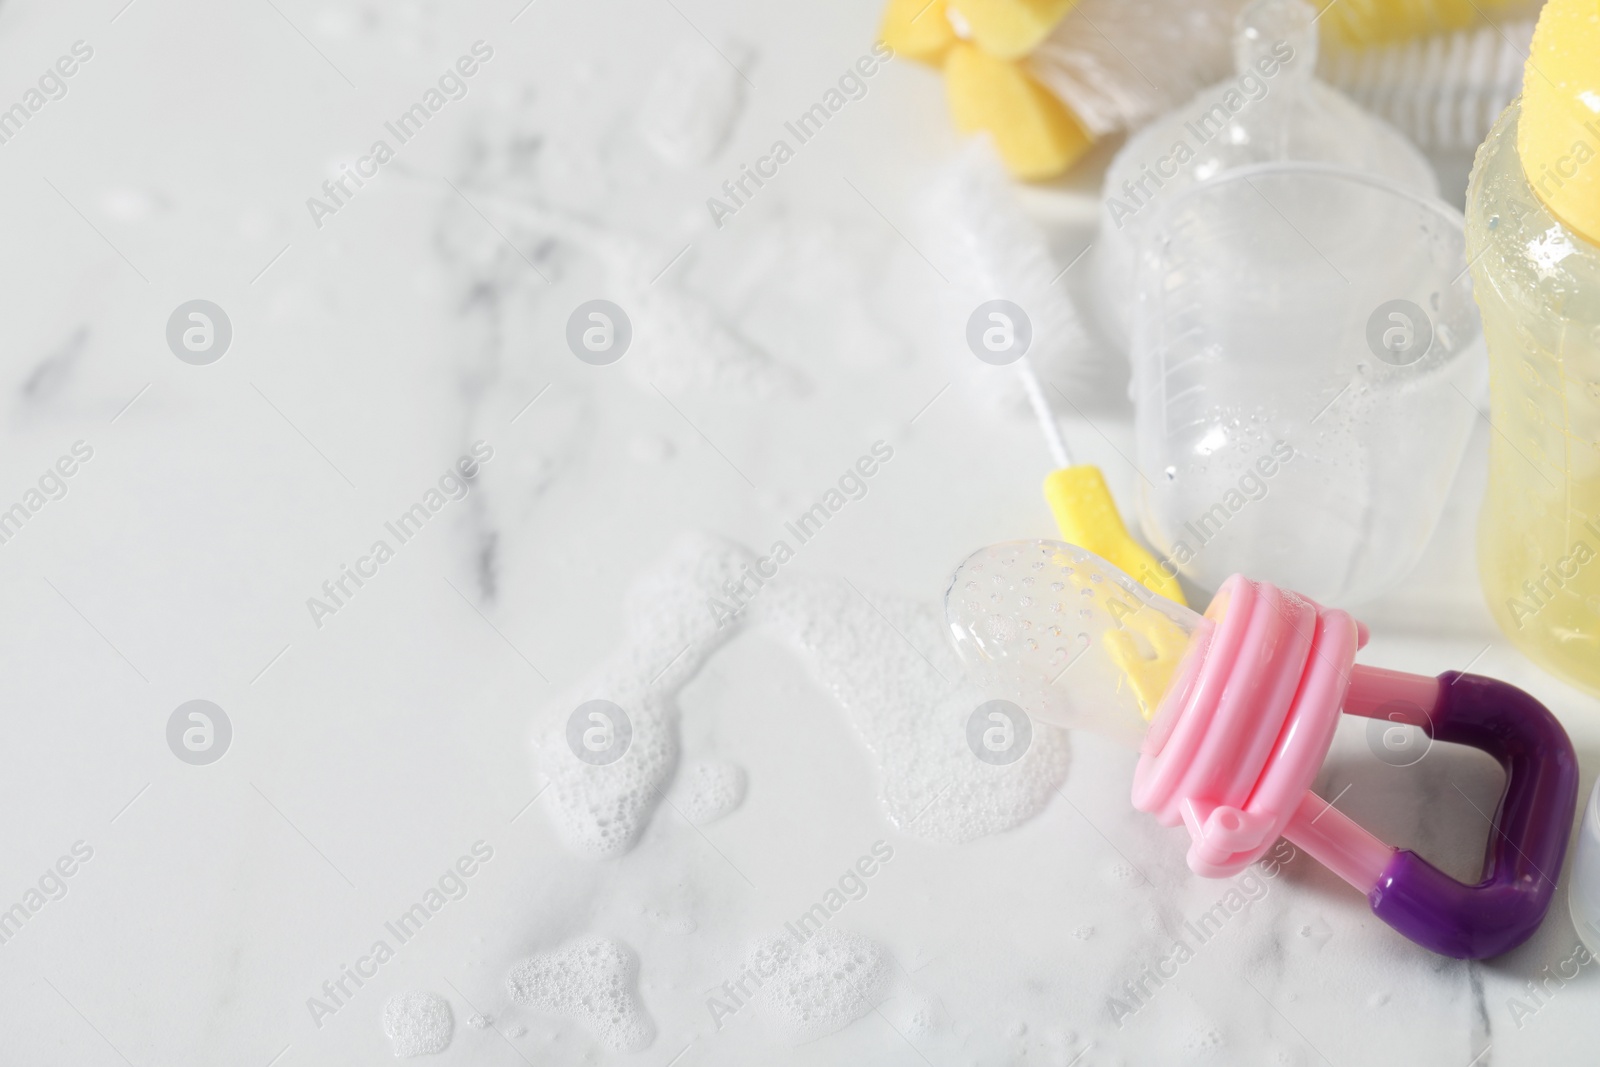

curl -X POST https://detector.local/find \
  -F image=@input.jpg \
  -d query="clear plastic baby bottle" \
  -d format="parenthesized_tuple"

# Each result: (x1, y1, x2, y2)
(1130, 164, 1487, 605)
(1466, 99, 1600, 696)
(1094, 0, 1438, 351)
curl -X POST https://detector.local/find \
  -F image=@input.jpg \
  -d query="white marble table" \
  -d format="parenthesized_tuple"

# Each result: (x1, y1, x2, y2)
(0, 1, 1595, 1064)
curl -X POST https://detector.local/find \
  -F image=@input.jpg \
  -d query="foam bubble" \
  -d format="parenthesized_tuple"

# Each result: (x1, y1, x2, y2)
(894, 992, 945, 1039)
(635, 877, 700, 934)
(755, 575, 1072, 842)
(638, 39, 751, 168)
(1184, 1024, 1225, 1053)
(507, 935, 654, 1053)
(674, 759, 746, 824)
(707, 216, 910, 373)
(539, 537, 1068, 853)
(440, 185, 800, 399)
(537, 686, 678, 856)
(748, 927, 893, 1045)
(638, 899, 698, 934)
(383, 991, 453, 1058)
(623, 278, 801, 398)
(538, 535, 754, 855)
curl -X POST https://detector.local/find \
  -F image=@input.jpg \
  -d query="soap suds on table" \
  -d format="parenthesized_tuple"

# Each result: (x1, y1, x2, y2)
(518, 537, 1479, 1062)
(746, 926, 894, 1045)
(537, 536, 1071, 852)
(506, 935, 654, 1053)
(458, 195, 803, 399)
(537, 536, 754, 855)
(756, 575, 1072, 843)
(639, 39, 752, 168)
(673, 758, 747, 824)
(383, 991, 454, 1058)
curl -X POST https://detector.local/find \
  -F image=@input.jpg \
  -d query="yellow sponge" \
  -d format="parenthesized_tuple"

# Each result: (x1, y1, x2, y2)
(1043, 465, 1186, 605)
(880, 0, 958, 66)
(1517, 0, 1600, 247)
(944, 42, 1092, 180)
(949, 0, 1080, 59)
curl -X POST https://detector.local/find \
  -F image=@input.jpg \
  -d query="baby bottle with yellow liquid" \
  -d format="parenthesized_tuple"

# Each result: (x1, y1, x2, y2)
(1466, 0, 1600, 695)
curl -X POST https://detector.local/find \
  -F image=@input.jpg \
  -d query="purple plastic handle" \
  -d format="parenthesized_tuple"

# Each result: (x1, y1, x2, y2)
(1368, 672, 1580, 959)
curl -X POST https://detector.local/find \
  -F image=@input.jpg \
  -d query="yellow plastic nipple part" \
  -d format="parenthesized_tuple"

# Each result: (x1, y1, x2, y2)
(1047, 472, 1190, 717)
(1517, 0, 1600, 247)
(1103, 599, 1189, 720)
(1033, 545, 1189, 720)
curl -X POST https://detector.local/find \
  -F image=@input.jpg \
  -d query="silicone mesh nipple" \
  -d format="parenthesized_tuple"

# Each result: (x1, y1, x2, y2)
(944, 541, 1205, 748)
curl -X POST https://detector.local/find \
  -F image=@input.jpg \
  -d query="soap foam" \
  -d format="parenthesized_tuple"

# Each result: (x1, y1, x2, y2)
(537, 535, 754, 855)
(674, 758, 747, 824)
(382, 991, 453, 1058)
(639, 39, 751, 167)
(537, 685, 678, 856)
(892, 991, 945, 1039)
(756, 575, 1072, 843)
(623, 275, 802, 398)
(450, 194, 802, 400)
(707, 215, 910, 374)
(506, 935, 654, 1053)
(539, 536, 1070, 852)
(748, 926, 893, 1045)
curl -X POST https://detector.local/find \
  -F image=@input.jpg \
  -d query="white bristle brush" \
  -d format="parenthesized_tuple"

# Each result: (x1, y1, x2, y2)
(917, 137, 1094, 427)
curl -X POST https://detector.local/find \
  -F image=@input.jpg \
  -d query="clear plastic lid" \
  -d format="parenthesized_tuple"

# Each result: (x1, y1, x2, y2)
(944, 540, 1210, 749)
(1093, 0, 1438, 350)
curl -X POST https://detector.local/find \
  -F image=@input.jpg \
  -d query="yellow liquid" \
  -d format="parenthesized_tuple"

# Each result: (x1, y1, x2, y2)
(1468, 100, 1600, 696)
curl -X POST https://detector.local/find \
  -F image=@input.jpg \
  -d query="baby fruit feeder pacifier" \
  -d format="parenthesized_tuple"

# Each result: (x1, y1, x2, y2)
(946, 541, 1579, 959)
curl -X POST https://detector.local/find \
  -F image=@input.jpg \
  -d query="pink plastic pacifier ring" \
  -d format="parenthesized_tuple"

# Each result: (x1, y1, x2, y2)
(1141, 575, 1580, 960)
